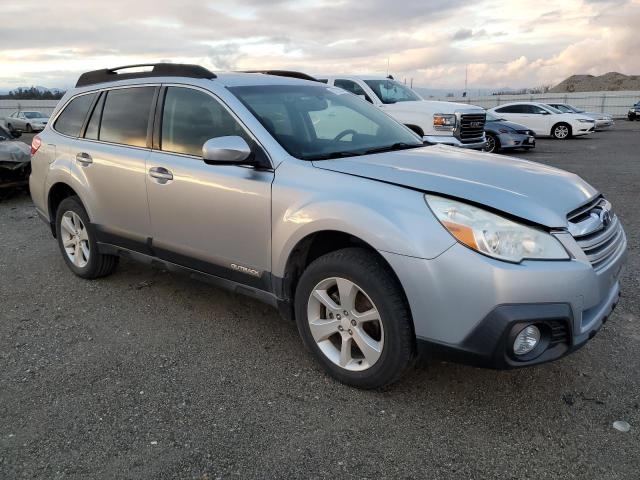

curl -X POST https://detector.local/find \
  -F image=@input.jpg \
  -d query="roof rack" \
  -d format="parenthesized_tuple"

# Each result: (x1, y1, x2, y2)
(241, 70, 320, 82)
(75, 63, 216, 88)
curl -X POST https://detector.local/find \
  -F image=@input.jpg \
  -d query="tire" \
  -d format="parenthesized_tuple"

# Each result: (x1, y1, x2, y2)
(55, 196, 118, 279)
(294, 247, 415, 389)
(551, 122, 571, 139)
(26, 124, 33, 133)
(483, 133, 499, 153)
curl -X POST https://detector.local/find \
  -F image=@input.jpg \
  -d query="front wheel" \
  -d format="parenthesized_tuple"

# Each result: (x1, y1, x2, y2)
(552, 123, 571, 139)
(294, 248, 415, 389)
(25, 124, 33, 133)
(55, 196, 119, 279)
(483, 133, 499, 153)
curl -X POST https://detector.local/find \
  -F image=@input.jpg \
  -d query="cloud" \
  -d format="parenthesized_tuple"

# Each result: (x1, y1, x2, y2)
(0, 0, 639, 90)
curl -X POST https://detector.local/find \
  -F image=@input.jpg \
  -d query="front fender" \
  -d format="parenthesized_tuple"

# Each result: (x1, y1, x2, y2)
(271, 160, 455, 277)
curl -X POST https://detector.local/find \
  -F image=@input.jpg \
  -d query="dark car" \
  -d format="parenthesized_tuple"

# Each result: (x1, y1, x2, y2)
(0, 124, 31, 198)
(628, 102, 640, 121)
(483, 111, 536, 153)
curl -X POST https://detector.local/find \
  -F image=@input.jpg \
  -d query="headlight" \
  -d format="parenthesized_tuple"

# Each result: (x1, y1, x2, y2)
(425, 194, 569, 263)
(577, 119, 594, 123)
(433, 114, 456, 130)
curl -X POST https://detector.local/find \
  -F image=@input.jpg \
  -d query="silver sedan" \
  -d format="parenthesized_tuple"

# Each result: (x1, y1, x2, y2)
(5, 111, 50, 133)
(545, 103, 614, 130)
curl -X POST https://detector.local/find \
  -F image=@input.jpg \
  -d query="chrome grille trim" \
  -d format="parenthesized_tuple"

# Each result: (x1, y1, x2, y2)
(456, 113, 486, 144)
(568, 197, 624, 270)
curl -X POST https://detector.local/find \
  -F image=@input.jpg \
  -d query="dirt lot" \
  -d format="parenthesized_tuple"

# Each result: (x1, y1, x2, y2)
(1, 123, 639, 479)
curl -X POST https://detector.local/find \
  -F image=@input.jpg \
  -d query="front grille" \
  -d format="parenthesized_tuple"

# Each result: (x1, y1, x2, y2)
(548, 320, 569, 345)
(568, 197, 624, 270)
(457, 113, 486, 143)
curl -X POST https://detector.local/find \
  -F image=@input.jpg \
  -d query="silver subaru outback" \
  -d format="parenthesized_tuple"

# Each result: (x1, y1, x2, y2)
(29, 64, 626, 389)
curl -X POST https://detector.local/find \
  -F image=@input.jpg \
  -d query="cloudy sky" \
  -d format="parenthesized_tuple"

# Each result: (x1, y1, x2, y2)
(1, 0, 639, 91)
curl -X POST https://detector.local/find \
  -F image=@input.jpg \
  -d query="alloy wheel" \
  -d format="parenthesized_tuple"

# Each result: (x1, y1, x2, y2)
(554, 125, 569, 139)
(484, 135, 496, 152)
(60, 211, 90, 268)
(307, 277, 384, 371)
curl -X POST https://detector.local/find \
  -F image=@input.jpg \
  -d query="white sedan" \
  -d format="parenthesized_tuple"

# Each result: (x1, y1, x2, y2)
(5, 111, 50, 133)
(488, 102, 596, 139)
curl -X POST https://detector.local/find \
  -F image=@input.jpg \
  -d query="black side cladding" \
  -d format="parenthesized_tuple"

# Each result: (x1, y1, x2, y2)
(75, 64, 216, 88)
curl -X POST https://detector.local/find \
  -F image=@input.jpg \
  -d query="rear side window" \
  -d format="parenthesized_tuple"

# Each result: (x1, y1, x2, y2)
(54, 93, 97, 137)
(161, 87, 248, 156)
(100, 87, 155, 147)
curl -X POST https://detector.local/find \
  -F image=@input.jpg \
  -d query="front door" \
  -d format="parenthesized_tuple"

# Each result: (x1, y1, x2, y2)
(145, 86, 273, 288)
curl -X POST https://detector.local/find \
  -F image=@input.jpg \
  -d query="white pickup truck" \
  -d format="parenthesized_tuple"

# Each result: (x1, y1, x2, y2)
(319, 76, 487, 149)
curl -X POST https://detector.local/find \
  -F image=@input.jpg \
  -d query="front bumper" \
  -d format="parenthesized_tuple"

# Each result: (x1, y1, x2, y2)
(380, 228, 627, 369)
(497, 132, 536, 150)
(595, 119, 614, 129)
(423, 135, 486, 150)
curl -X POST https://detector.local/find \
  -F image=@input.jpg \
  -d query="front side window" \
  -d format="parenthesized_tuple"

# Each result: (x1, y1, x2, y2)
(363, 79, 421, 104)
(334, 80, 372, 102)
(230, 84, 422, 160)
(54, 93, 97, 137)
(495, 105, 526, 114)
(161, 87, 248, 156)
(100, 87, 155, 147)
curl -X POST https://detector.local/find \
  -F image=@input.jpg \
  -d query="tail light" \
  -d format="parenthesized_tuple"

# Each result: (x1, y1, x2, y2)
(31, 135, 42, 155)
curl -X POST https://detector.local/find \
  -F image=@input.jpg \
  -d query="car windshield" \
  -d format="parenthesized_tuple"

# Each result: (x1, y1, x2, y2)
(363, 79, 422, 104)
(229, 84, 423, 160)
(485, 111, 503, 121)
(544, 105, 562, 114)
(23, 111, 46, 119)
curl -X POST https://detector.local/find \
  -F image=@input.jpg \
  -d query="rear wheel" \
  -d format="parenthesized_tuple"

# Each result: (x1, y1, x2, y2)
(483, 133, 499, 153)
(294, 248, 415, 389)
(55, 196, 118, 279)
(551, 123, 571, 139)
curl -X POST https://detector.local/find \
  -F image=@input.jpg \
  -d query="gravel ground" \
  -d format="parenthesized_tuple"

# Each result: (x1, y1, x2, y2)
(1, 123, 639, 479)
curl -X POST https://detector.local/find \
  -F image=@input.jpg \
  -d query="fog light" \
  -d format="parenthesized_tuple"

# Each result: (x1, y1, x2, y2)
(513, 325, 540, 356)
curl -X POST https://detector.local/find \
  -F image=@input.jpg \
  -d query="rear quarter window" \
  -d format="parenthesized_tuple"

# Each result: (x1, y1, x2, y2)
(54, 93, 97, 137)
(99, 87, 156, 148)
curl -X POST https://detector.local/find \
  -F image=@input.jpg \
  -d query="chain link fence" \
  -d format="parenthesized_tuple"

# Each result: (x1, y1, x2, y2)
(429, 91, 640, 118)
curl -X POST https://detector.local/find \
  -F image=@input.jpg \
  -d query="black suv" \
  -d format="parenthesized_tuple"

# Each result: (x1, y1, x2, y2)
(628, 102, 640, 121)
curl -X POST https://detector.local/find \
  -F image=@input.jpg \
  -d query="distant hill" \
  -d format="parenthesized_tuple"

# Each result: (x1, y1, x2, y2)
(551, 72, 640, 93)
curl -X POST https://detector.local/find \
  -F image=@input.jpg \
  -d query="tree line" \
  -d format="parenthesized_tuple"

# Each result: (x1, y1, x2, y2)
(0, 87, 66, 100)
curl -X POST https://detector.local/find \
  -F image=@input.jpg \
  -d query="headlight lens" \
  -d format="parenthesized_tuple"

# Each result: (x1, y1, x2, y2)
(433, 114, 456, 129)
(577, 119, 593, 123)
(425, 194, 569, 263)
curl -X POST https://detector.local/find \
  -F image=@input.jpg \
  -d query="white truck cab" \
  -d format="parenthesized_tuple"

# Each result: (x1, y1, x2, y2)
(319, 75, 486, 149)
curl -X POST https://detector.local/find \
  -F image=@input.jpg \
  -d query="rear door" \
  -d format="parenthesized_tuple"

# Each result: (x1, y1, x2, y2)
(69, 85, 158, 250)
(145, 85, 273, 288)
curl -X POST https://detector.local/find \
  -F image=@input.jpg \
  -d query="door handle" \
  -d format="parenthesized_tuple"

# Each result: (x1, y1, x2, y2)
(75, 152, 92, 165)
(149, 166, 173, 182)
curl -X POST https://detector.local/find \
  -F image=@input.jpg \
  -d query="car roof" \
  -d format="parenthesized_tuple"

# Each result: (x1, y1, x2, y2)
(492, 101, 550, 108)
(319, 75, 394, 81)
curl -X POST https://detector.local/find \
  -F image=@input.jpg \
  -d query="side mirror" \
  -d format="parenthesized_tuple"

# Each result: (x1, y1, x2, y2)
(541, 111, 551, 115)
(202, 136, 252, 164)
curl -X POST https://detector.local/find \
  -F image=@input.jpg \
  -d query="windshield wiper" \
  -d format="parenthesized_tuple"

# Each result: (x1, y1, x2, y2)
(303, 150, 365, 161)
(364, 142, 423, 155)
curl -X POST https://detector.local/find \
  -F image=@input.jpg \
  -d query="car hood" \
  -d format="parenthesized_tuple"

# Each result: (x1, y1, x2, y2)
(313, 145, 597, 228)
(0, 141, 31, 164)
(486, 119, 531, 132)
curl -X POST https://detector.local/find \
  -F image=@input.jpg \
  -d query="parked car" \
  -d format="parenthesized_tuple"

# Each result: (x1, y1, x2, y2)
(483, 111, 535, 153)
(488, 102, 596, 139)
(5, 110, 50, 132)
(628, 102, 640, 121)
(0, 124, 31, 198)
(30, 64, 627, 389)
(545, 103, 614, 130)
(319, 75, 486, 150)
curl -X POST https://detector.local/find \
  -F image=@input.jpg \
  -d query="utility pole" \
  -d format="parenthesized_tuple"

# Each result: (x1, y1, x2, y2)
(464, 64, 468, 95)
(386, 58, 390, 77)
